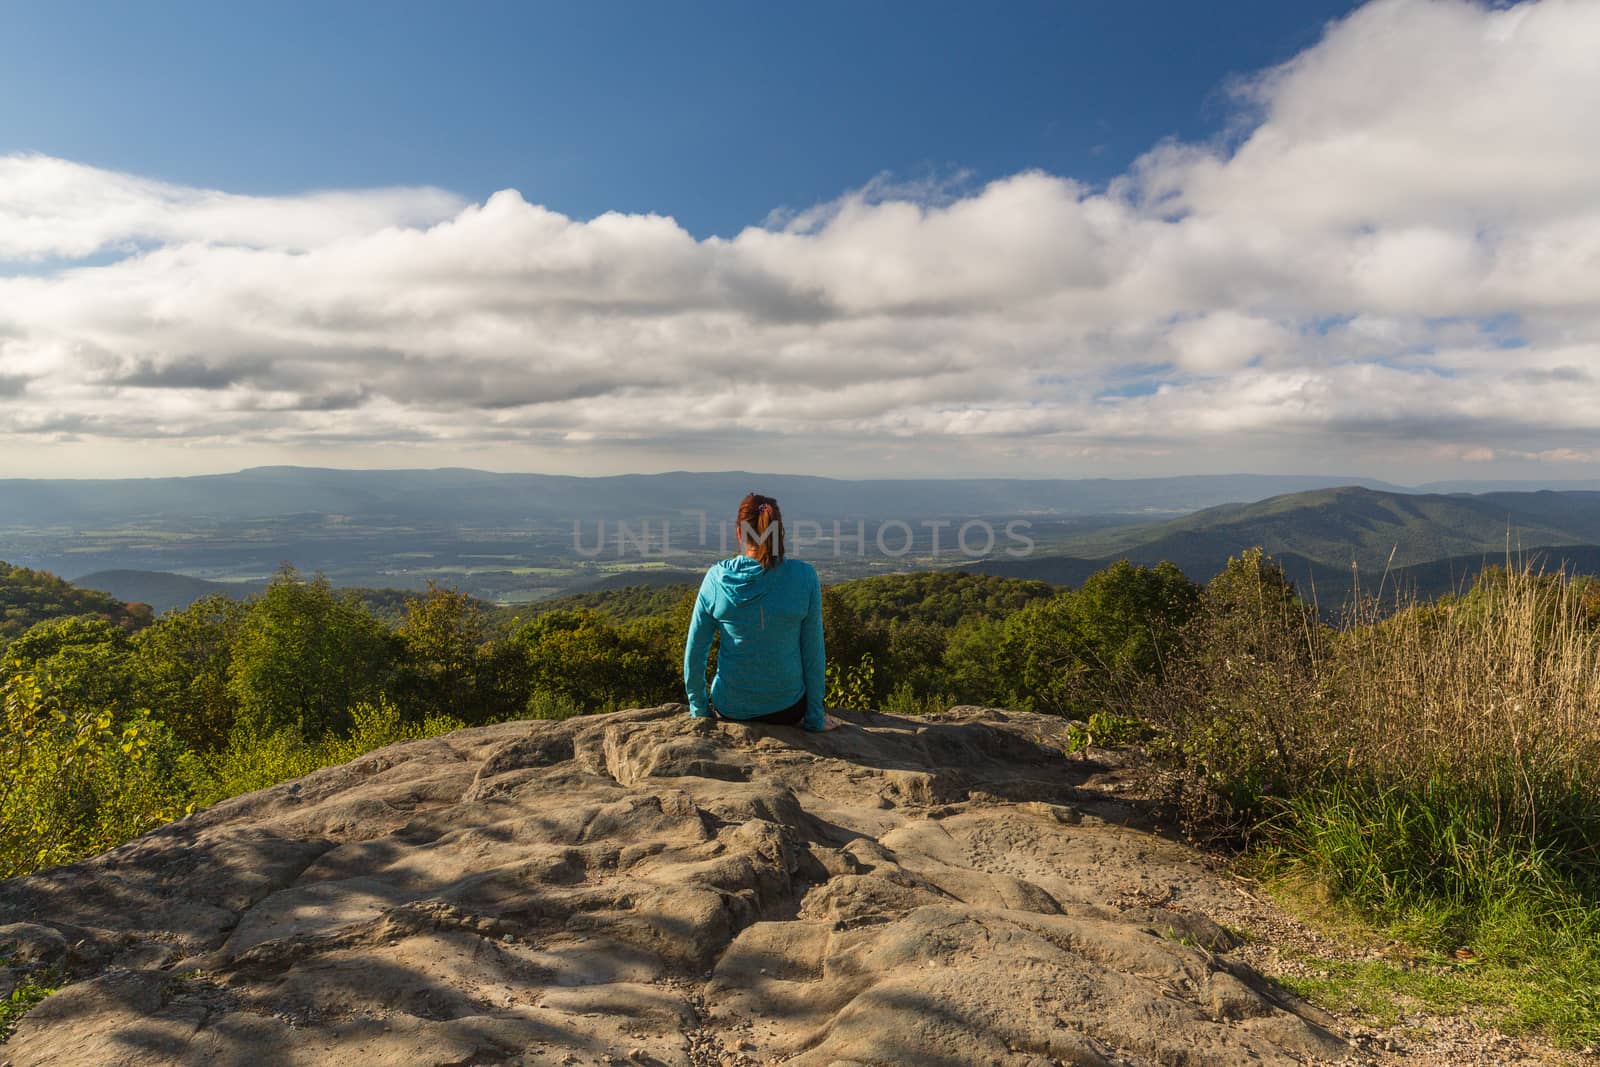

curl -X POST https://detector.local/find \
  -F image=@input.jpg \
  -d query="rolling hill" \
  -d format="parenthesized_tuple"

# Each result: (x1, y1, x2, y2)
(1056, 486, 1600, 570)
(72, 570, 268, 614)
(0, 562, 153, 643)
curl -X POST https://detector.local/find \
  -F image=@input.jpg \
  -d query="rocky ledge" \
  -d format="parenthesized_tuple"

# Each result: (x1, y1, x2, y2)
(0, 705, 1348, 1066)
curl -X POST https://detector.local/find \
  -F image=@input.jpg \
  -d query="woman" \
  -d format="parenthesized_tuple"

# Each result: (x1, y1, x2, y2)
(683, 493, 841, 731)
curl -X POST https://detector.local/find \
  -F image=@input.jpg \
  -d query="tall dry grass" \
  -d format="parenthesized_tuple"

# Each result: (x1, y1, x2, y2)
(1146, 553, 1600, 1043)
(1327, 563, 1600, 867)
(1151, 554, 1600, 853)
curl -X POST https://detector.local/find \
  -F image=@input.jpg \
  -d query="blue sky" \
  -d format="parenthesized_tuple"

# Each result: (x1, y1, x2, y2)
(3, 1, 1358, 238)
(2, 0, 1597, 481)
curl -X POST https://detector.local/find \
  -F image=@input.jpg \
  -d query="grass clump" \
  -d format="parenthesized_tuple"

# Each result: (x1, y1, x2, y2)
(1265, 783, 1600, 1044)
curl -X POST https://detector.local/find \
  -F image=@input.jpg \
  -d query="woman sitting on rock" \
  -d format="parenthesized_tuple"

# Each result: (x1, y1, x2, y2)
(683, 493, 842, 731)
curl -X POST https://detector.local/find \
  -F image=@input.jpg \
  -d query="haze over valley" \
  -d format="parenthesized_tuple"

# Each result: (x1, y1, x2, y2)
(7, 467, 1600, 610)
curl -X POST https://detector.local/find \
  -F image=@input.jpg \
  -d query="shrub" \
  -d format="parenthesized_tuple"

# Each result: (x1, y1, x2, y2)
(826, 652, 876, 710)
(0, 672, 196, 879)
(1141, 549, 1328, 825)
(195, 698, 461, 807)
(525, 687, 583, 721)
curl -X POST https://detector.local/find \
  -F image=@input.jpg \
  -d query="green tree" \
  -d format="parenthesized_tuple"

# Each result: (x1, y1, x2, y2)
(940, 560, 1201, 716)
(511, 608, 678, 713)
(1070, 559, 1201, 681)
(942, 616, 1014, 705)
(821, 586, 886, 700)
(130, 593, 244, 752)
(829, 570, 1054, 628)
(0, 615, 139, 723)
(395, 582, 491, 722)
(227, 567, 396, 740)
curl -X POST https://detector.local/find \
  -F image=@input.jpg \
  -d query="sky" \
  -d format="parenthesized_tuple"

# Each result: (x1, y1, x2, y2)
(2, 0, 1598, 482)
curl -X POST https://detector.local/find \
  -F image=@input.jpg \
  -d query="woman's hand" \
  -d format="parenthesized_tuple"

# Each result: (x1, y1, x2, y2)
(819, 713, 847, 732)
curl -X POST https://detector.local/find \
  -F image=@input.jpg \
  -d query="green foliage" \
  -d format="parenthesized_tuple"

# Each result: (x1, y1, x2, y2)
(194, 698, 461, 807)
(939, 617, 1009, 704)
(0, 671, 197, 879)
(943, 559, 1201, 717)
(1063, 710, 1151, 754)
(826, 652, 876, 710)
(130, 593, 244, 752)
(227, 566, 396, 740)
(820, 586, 879, 683)
(0, 976, 57, 1042)
(821, 572, 1056, 707)
(521, 583, 697, 625)
(511, 608, 680, 713)
(1073, 560, 1202, 678)
(321, 699, 462, 767)
(193, 721, 319, 805)
(525, 687, 583, 720)
(392, 581, 525, 723)
(0, 561, 152, 646)
(0, 615, 140, 723)
(881, 679, 952, 717)
(829, 570, 1054, 628)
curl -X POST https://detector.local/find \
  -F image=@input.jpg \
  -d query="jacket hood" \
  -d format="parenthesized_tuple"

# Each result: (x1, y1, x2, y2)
(714, 555, 773, 606)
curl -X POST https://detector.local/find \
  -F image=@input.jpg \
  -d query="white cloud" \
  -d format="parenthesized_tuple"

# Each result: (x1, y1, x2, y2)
(2, 0, 1599, 478)
(1164, 312, 1293, 374)
(0, 154, 464, 260)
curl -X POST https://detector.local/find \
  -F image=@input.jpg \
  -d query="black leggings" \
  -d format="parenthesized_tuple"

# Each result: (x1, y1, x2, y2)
(713, 693, 808, 726)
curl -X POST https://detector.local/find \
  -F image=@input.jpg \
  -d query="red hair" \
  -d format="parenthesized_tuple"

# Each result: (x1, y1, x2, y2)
(736, 492, 785, 570)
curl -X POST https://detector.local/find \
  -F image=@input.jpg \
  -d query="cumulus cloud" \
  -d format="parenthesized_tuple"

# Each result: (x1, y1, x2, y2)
(2, 0, 1599, 478)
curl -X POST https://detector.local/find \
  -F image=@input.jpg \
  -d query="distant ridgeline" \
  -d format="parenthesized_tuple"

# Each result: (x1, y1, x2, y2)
(0, 467, 1421, 525)
(31, 481, 1600, 616)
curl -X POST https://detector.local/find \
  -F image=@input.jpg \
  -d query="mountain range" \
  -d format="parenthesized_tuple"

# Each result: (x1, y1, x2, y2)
(0, 467, 1420, 524)
(15, 470, 1600, 610)
(974, 486, 1600, 603)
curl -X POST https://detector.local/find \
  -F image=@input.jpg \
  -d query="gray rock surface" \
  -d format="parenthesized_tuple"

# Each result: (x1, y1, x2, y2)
(0, 705, 1346, 1066)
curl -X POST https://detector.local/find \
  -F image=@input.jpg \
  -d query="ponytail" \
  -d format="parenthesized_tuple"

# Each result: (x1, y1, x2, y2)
(736, 492, 785, 569)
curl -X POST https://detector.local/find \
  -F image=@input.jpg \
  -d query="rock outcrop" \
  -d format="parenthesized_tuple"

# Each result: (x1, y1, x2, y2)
(0, 706, 1347, 1066)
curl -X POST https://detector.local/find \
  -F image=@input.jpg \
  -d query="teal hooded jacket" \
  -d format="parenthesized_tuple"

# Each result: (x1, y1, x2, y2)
(683, 555, 827, 730)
